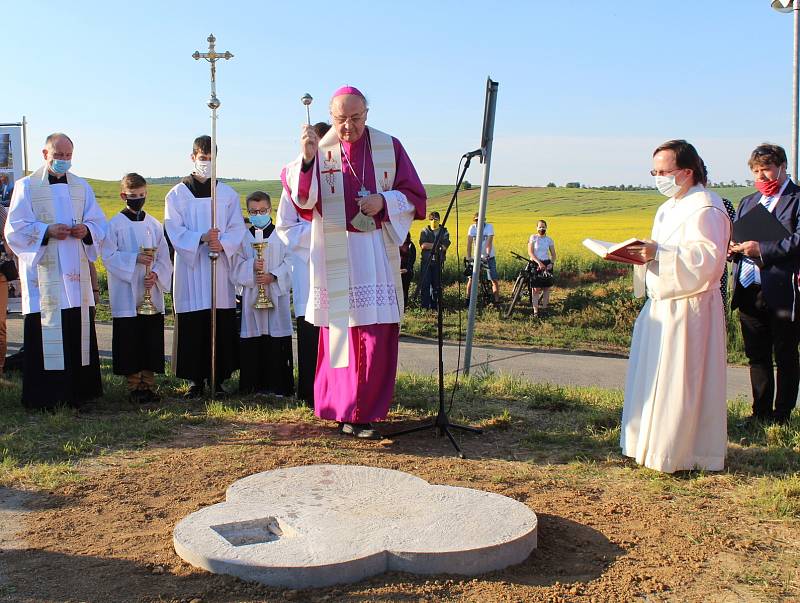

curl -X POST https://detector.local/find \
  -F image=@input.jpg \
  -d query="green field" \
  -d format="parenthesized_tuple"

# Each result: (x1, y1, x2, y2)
(87, 178, 281, 222)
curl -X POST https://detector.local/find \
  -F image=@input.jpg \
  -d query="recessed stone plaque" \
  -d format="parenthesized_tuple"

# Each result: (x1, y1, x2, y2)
(174, 465, 537, 588)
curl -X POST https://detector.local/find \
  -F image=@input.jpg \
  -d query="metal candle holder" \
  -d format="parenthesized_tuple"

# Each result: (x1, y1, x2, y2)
(252, 241, 274, 309)
(137, 247, 159, 316)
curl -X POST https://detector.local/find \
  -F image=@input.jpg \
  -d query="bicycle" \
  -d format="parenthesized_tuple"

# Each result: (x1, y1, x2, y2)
(464, 257, 495, 309)
(505, 251, 553, 318)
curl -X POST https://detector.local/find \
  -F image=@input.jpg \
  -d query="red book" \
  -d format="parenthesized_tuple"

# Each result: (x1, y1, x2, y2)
(582, 237, 647, 265)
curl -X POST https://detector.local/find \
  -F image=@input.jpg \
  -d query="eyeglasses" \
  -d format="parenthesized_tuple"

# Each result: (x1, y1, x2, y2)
(331, 113, 366, 126)
(248, 209, 271, 215)
(650, 168, 685, 177)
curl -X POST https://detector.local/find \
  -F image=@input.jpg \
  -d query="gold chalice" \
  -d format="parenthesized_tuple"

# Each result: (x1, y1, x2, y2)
(137, 247, 159, 316)
(252, 241, 274, 309)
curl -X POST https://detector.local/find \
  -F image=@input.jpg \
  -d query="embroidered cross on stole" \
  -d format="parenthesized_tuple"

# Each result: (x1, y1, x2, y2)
(29, 166, 92, 370)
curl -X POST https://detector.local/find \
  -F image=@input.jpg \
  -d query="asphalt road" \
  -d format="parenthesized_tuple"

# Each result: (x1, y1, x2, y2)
(4, 313, 752, 399)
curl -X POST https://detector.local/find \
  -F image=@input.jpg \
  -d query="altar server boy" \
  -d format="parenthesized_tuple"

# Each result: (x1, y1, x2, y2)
(231, 191, 293, 395)
(165, 135, 245, 397)
(102, 173, 172, 402)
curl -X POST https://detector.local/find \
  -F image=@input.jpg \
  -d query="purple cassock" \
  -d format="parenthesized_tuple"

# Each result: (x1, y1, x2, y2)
(284, 126, 426, 424)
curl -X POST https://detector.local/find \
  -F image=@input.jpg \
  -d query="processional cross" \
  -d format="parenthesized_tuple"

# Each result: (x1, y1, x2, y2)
(192, 33, 233, 399)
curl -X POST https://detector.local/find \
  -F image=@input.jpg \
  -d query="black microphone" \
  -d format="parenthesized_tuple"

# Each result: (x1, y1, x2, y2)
(463, 148, 483, 160)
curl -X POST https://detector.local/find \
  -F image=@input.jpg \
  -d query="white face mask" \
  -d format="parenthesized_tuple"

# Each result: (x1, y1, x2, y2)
(194, 160, 212, 178)
(654, 174, 682, 198)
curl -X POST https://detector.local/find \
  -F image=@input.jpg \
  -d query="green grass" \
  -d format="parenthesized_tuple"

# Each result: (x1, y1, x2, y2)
(2, 364, 798, 520)
(401, 274, 748, 363)
(0, 362, 201, 488)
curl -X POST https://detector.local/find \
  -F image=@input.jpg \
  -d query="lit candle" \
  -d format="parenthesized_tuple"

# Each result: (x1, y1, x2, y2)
(254, 228, 264, 244)
(144, 229, 154, 249)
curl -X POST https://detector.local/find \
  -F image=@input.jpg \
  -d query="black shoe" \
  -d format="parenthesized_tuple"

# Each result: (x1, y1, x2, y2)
(184, 383, 204, 399)
(737, 414, 771, 429)
(773, 414, 792, 426)
(353, 423, 381, 440)
(141, 389, 161, 403)
(204, 379, 227, 397)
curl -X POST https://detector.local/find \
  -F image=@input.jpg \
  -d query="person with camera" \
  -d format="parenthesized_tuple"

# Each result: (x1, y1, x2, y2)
(527, 219, 556, 316)
(466, 212, 500, 304)
(418, 211, 450, 309)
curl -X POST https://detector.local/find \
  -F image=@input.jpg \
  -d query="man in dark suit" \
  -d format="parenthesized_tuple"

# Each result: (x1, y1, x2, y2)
(730, 143, 800, 425)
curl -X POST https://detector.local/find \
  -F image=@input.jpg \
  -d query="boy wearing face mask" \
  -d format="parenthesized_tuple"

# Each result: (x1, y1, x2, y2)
(165, 135, 246, 398)
(102, 173, 172, 402)
(231, 191, 294, 396)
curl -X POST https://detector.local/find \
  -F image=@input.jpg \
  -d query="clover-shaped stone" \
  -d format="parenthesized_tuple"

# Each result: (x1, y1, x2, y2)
(173, 465, 538, 588)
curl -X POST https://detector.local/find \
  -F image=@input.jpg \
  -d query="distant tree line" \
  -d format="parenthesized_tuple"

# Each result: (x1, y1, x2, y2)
(145, 176, 250, 184)
(544, 180, 755, 190)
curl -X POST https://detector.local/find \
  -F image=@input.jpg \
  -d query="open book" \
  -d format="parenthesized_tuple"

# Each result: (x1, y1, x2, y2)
(582, 238, 647, 265)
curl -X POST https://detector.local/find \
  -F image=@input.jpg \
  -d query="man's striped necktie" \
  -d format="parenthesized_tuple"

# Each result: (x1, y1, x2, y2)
(739, 195, 779, 288)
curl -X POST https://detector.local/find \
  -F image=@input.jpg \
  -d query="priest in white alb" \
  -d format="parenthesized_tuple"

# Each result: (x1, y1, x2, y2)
(165, 135, 246, 398)
(621, 139, 731, 473)
(283, 86, 426, 439)
(4, 133, 106, 409)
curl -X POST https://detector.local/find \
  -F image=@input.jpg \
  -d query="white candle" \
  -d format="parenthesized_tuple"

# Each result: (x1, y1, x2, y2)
(144, 229, 154, 248)
(254, 228, 264, 243)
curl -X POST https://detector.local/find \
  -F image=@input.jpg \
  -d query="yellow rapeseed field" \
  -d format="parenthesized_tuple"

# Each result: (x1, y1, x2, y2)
(86, 179, 750, 281)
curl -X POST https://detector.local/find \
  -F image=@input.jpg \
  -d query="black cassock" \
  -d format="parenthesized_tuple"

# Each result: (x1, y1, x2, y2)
(22, 307, 102, 409)
(174, 309, 238, 385)
(238, 334, 294, 396)
(295, 315, 318, 405)
(112, 314, 165, 376)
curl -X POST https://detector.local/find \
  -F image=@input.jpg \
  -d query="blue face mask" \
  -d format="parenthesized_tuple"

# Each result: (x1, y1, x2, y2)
(50, 159, 71, 175)
(250, 214, 271, 229)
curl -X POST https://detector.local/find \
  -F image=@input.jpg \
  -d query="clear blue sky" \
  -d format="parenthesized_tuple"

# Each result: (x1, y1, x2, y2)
(3, 0, 794, 187)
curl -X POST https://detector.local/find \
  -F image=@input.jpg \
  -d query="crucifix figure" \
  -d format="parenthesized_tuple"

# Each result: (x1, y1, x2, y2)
(321, 151, 341, 194)
(192, 33, 233, 399)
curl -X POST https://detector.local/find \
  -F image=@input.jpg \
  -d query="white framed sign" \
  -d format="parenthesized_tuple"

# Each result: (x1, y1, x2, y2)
(0, 125, 24, 184)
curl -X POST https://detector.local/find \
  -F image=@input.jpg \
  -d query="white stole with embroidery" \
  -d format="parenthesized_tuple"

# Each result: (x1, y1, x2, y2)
(29, 166, 92, 370)
(291, 126, 399, 368)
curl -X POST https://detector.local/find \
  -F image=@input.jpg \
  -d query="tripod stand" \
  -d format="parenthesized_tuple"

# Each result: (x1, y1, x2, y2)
(390, 156, 483, 458)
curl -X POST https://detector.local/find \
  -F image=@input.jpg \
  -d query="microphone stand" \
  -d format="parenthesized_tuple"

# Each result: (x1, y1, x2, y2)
(390, 154, 483, 458)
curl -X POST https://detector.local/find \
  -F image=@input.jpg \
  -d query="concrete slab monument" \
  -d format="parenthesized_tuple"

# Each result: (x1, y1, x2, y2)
(173, 464, 538, 588)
